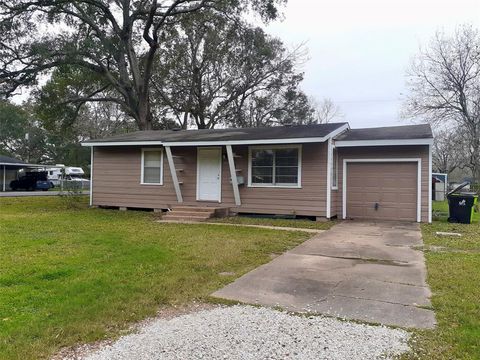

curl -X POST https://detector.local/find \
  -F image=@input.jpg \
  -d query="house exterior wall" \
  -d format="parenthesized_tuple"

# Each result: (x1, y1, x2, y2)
(332, 145, 430, 222)
(92, 142, 329, 217)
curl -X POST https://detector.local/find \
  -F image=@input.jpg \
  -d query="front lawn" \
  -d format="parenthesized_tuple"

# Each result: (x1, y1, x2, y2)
(405, 200, 480, 359)
(0, 197, 309, 360)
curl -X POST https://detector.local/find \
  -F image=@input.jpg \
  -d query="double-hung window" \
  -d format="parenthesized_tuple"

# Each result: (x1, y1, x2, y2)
(141, 148, 163, 185)
(249, 146, 301, 187)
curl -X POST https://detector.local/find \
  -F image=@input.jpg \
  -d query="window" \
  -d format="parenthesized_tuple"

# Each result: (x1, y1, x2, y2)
(141, 148, 163, 185)
(249, 146, 301, 187)
(332, 148, 338, 189)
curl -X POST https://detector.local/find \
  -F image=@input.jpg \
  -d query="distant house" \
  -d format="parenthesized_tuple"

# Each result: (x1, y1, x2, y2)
(82, 123, 434, 223)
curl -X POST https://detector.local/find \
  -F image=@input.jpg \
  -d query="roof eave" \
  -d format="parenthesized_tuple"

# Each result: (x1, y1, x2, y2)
(334, 138, 434, 147)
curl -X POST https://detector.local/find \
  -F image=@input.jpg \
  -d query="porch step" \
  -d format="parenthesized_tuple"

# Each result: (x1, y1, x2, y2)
(162, 205, 229, 222)
(172, 206, 219, 213)
(162, 214, 212, 221)
(165, 210, 214, 217)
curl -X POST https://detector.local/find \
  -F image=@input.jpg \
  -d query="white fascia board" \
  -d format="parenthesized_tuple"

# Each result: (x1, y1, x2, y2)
(0, 163, 45, 167)
(335, 138, 434, 147)
(327, 123, 350, 139)
(81, 141, 165, 147)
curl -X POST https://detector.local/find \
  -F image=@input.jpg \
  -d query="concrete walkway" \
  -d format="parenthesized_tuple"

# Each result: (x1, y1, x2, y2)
(212, 221, 436, 329)
(157, 220, 325, 233)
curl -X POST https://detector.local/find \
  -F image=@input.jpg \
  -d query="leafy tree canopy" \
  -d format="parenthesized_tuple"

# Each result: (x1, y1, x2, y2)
(0, 0, 285, 130)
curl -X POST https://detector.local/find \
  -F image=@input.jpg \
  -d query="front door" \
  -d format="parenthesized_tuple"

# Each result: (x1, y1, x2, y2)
(197, 147, 222, 202)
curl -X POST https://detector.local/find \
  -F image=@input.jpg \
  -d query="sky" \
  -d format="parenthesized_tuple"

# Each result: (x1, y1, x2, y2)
(261, 0, 480, 128)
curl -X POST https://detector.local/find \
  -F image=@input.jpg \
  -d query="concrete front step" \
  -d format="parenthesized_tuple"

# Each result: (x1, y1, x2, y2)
(172, 206, 219, 213)
(162, 214, 212, 221)
(167, 210, 215, 217)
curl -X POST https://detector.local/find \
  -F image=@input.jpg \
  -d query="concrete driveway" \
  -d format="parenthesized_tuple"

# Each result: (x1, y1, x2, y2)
(212, 221, 436, 329)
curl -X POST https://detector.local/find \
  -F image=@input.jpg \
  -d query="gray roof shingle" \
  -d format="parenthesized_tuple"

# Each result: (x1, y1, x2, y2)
(335, 124, 433, 141)
(0, 155, 25, 164)
(85, 123, 349, 143)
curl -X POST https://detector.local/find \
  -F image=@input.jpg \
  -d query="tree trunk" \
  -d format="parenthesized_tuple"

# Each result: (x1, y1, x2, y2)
(137, 96, 153, 130)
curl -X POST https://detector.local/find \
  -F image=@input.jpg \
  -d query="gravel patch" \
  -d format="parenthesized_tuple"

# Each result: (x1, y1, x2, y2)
(75, 305, 410, 360)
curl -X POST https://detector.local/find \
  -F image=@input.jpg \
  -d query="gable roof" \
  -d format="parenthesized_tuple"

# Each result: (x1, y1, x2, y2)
(335, 124, 433, 141)
(82, 123, 350, 146)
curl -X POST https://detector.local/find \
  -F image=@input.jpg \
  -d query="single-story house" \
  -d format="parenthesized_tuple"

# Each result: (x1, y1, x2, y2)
(82, 122, 433, 223)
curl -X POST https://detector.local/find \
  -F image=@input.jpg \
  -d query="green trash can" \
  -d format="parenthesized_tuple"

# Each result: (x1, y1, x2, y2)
(447, 183, 478, 224)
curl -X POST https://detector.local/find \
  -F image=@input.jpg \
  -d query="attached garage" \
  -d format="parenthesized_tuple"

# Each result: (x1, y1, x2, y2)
(333, 125, 433, 223)
(344, 161, 420, 222)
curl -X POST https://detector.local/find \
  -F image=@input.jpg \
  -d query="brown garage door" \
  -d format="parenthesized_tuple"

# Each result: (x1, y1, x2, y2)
(346, 162, 417, 221)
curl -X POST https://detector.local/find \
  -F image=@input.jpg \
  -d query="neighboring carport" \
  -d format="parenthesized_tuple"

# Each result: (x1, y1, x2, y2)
(0, 155, 44, 191)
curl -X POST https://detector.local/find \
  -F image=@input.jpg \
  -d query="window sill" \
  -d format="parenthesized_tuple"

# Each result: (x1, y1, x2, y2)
(248, 184, 302, 189)
(140, 182, 164, 186)
(332, 186, 338, 191)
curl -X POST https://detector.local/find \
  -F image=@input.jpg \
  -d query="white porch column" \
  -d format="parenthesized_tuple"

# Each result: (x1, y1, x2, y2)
(226, 145, 241, 206)
(89, 147, 93, 206)
(165, 146, 183, 203)
(326, 138, 333, 219)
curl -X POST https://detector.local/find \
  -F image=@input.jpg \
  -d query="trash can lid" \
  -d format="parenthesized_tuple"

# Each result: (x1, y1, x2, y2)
(447, 181, 472, 196)
(448, 192, 478, 197)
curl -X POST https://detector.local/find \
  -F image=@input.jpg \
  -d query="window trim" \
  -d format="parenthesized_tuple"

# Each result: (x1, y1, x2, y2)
(141, 147, 164, 185)
(332, 147, 338, 190)
(248, 144, 302, 188)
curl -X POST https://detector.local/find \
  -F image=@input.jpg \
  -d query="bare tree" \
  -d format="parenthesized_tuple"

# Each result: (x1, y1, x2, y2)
(0, 0, 284, 130)
(152, 13, 307, 129)
(432, 128, 466, 174)
(404, 25, 480, 182)
(311, 97, 344, 123)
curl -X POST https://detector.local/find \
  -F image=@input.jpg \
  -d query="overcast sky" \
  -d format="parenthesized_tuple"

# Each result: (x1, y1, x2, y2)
(262, 0, 480, 128)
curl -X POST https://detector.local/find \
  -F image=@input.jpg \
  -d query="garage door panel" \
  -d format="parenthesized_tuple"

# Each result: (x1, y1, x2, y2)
(346, 162, 417, 221)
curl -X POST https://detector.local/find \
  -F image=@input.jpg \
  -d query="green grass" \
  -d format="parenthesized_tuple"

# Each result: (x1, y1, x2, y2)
(0, 197, 309, 360)
(404, 200, 480, 359)
(211, 215, 336, 230)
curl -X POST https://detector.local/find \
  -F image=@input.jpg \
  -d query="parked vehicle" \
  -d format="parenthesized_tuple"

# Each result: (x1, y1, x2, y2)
(46, 165, 86, 186)
(10, 171, 54, 191)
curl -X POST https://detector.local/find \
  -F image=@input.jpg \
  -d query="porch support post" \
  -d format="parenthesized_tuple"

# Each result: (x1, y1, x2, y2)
(2, 165, 5, 192)
(326, 138, 333, 219)
(226, 145, 241, 206)
(89, 147, 93, 206)
(165, 146, 183, 203)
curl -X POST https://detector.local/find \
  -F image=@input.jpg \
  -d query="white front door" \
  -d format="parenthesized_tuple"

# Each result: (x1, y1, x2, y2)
(197, 147, 222, 202)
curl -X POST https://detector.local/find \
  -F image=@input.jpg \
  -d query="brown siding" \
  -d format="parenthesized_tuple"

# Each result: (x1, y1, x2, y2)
(334, 146, 430, 222)
(92, 142, 329, 217)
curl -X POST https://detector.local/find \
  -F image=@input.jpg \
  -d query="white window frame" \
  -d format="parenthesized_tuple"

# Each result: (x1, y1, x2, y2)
(248, 144, 302, 188)
(141, 148, 164, 185)
(332, 147, 338, 190)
